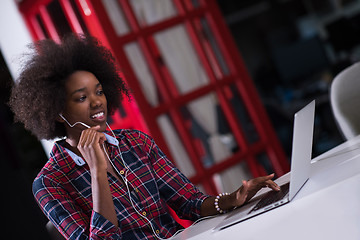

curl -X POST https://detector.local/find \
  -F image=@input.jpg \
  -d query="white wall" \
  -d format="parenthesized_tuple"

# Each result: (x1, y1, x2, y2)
(0, 0, 32, 80)
(0, 0, 53, 157)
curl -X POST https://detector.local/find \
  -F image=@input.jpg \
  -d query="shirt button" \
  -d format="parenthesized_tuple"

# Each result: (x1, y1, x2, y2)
(142, 211, 147, 216)
(119, 170, 124, 175)
(155, 230, 160, 234)
(135, 189, 139, 193)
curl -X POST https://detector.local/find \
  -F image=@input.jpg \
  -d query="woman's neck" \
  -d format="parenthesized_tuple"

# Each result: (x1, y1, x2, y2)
(64, 137, 82, 157)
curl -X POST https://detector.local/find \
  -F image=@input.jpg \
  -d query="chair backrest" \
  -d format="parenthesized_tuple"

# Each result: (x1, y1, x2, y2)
(330, 62, 360, 140)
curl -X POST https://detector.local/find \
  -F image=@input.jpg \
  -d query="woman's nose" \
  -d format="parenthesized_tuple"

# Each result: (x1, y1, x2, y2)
(90, 95, 102, 108)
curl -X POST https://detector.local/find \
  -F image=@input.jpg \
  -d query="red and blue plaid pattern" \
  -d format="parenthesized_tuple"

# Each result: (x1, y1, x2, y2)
(33, 129, 208, 239)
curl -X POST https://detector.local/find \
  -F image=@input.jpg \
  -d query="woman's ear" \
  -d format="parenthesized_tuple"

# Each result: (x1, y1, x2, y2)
(56, 113, 65, 123)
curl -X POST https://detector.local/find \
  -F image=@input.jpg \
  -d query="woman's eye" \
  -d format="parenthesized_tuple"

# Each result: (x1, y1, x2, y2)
(78, 96, 86, 102)
(97, 90, 104, 95)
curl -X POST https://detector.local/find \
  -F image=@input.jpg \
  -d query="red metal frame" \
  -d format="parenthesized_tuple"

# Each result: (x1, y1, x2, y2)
(18, 0, 289, 197)
(58, 0, 84, 34)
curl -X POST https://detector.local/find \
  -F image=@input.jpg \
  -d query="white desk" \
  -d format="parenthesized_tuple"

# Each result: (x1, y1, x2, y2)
(174, 136, 360, 240)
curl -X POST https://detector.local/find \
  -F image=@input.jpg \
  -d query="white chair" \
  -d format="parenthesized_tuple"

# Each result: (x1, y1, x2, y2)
(330, 62, 360, 140)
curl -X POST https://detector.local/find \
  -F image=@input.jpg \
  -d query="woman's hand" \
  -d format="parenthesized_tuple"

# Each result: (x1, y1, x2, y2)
(77, 125, 107, 173)
(231, 173, 280, 208)
(200, 173, 280, 216)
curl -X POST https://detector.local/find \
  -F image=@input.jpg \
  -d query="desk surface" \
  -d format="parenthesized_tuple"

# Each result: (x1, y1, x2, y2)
(174, 136, 360, 240)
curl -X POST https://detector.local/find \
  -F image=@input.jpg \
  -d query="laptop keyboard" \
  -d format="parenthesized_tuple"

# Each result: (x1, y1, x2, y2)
(249, 182, 290, 213)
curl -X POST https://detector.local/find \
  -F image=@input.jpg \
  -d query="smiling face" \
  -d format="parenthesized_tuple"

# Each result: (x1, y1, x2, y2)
(61, 70, 108, 139)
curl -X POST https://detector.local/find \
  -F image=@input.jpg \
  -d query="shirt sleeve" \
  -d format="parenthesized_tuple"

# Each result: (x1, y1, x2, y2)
(33, 174, 121, 240)
(141, 133, 210, 221)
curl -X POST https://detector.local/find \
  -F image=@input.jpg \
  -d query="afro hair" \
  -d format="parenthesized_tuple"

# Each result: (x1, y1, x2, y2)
(9, 34, 129, 140)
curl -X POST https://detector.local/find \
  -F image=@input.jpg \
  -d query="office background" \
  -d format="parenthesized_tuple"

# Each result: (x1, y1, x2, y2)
(1, 0, 358, 239)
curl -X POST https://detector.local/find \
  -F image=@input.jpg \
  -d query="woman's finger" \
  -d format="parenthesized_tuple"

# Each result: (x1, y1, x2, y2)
(265, 180, 280, 191)
(79, 126, 105, 145)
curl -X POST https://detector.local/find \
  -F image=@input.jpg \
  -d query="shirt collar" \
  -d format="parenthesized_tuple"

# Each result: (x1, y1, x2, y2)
(66, 149, 86, 166)
(64, 132, 119, 166)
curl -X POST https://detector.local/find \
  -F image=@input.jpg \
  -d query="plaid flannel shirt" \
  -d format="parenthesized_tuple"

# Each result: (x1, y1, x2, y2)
(33, 129, 208, 240)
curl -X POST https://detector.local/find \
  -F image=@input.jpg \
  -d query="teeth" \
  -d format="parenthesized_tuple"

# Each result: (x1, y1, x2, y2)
(91, 112, 104, 119)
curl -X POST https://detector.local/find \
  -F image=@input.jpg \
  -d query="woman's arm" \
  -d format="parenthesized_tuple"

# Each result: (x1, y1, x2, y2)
(77, 126, 118, 228)
(89, 167, 118, 227)
(135, 130, 280, 219)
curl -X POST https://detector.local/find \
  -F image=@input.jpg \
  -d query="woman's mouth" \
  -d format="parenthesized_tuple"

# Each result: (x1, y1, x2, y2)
(91, 111, 105, 120)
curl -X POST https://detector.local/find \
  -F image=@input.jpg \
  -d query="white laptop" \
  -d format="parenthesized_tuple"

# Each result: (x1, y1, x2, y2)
(213, 100, 315, 231)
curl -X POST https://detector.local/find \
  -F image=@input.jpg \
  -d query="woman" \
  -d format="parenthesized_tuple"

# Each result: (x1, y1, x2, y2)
(9, 34, 279, 240)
